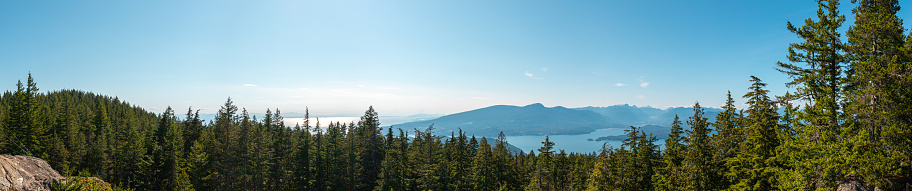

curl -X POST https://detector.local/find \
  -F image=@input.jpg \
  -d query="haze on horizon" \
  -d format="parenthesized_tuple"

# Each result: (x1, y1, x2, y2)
(4, 0, 903, 116)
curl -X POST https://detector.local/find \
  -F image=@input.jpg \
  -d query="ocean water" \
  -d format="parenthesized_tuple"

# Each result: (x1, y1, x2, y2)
(282, 117, 637, 154)
(503, 128, 628, 154)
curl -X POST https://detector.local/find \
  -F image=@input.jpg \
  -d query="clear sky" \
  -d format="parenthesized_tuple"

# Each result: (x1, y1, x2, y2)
(2, 0, 910, 116)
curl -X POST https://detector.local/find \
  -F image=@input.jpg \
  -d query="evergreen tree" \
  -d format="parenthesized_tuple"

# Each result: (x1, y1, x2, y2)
(726, 76, 780, 190)
(681, 102, 719, 190)
(527, 135, 556, 191)
(6, 74, 45, 156)
(712, 91, 742, 189)
(153, 107, 185, 190)
(409, 125, 442, 190)
(208, 98, 242, 189)
(470, 138, 496, 190)
(356, 106, 384, 191)
(87, 101, 112, 177)
(776, 0, 849, 189)
(587, 126, 658, 191)
(110, 106, 150, 188)
(48, 98, 73, 169)
(844, 0, 912, 188)
(493, 132, 520, 190)
(293, 108, 315, 190)
(653, 115, 686, 191)
(377, 128, 408, 191)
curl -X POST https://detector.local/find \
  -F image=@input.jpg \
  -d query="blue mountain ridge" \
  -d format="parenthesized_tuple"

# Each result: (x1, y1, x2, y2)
(390, 103, 725, 137)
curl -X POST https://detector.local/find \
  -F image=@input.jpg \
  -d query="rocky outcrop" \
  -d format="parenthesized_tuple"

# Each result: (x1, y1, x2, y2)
(0, 155, 63, 191)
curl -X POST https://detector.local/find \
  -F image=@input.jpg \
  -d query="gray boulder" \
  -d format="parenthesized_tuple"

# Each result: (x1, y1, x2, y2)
(0, 155, 63, 191)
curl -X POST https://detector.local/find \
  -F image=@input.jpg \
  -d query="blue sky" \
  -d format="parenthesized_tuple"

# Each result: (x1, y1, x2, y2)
(2, 0, 909, 116)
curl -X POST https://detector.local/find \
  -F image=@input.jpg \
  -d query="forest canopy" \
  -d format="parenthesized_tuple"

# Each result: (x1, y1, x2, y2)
(1, 0, 910, 190)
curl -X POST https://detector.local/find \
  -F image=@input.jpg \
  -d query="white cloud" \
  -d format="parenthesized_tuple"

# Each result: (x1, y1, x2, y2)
(243, 84, 257, 87)
(637, 95, 645, 99)
(541, 68, 549, 72)
(524, 71, 535, 78)
(638, 76, 649, 88)
(615, 83, 625, 87)
(377, 87, 400, 90)
(357, 84, 366, 88)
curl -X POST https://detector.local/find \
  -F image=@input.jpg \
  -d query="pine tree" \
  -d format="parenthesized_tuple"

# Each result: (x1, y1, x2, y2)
(587, 126, 658, 191)
(492, 132, 519, 190)
(844, 0, 912, 188)
(712, 91, 742, 189)
(208, 98, 242, 189)
(242, 109, 273, 190)
(110, 106, 149, 188)
(681, 102, 719, 190)
(356, 106, 384, 191)
(776, 0, 849, 189)
(48, 99, 74, 169)
(6, 74, 45, 156)
(408, 125, 442, 190)
(377, 128, 408, 191)
(726, 76, 780, 190)
(153, 107, 185, 190)
(527, 135, 556, 191)
(653, 115, 686, 191)
(87, 101, 112, 177)
(470, 138, 496, 190)
(293, 108, 315, 190)
(182, 108, 209, 190)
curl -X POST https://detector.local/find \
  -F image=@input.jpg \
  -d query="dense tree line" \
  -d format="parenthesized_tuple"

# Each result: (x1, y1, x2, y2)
(1, 0, 910, 190)
(0, 75, 599, 190)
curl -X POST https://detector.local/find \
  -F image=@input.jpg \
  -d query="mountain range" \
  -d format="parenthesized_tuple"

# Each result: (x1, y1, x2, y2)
(391, 103, 723, 137)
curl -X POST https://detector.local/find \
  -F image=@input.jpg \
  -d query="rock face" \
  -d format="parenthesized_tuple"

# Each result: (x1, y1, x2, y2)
(0, 155, 63, 191)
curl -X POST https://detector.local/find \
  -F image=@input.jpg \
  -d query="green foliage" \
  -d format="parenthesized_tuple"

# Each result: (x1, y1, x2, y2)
(844, 0, 912, 189)
(586, 126, 658, 191)
(653, 115, 686, 191)
(51, 167, 113, 191)
(725, 76, 780, 191)
(681, 102, 722, 190)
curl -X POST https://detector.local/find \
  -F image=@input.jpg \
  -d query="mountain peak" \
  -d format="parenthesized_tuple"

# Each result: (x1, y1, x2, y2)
(524, 103, 545, 108)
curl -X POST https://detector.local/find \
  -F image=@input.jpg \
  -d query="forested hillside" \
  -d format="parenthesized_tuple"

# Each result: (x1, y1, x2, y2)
(1, 0, 911, 190)
(393, 103, 620, 136)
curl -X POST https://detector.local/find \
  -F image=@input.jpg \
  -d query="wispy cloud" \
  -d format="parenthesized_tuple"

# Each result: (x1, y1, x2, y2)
(524, 71, 535, 78)
(357, 84, 366, 88)
(541, 68, 549, 72)
(243, 84, 257, 87)
(637, 95, 645, 99)
(377, 87, 400, 90)
(615, 83, 625, 87)
(638, 76, 649, 88)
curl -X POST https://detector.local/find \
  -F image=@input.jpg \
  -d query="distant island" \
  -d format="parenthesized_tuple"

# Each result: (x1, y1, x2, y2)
(391, 103, 722, 137)
(590, 125, 673, 141)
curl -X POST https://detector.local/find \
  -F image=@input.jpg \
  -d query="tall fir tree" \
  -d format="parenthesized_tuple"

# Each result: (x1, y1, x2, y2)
(470, 138, 496, 190)
(726, 76, 780, 190)
(712, 91, 742, 189)
(153, 107, 185, 191)
(844, 0, 912, 188)
(88, 101, 112, 178)
(356, 106, 384, 191)
(682, 102, 720, 190)
(527, 135, 556, 191)
(776, 0, 849, 189)
(6, 74, 45, 156)
(653, 115, 686, 191)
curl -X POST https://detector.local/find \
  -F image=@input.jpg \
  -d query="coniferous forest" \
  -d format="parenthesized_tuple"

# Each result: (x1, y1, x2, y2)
(2, 0, 912, 190)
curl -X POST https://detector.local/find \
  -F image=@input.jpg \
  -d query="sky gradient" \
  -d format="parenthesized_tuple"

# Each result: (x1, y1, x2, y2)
(3, 0, 910, 117)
